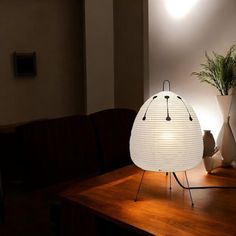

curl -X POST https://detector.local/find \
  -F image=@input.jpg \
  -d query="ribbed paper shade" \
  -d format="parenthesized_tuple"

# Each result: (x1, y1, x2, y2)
(130, 91, 203, 172)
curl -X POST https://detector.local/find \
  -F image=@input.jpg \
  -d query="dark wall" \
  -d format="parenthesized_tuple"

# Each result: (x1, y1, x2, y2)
(0, 0, 86, 125)
(113, 0, 146, 111)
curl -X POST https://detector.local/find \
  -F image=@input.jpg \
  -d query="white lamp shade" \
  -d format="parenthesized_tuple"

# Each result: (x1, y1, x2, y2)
(130, 91, 203, 172)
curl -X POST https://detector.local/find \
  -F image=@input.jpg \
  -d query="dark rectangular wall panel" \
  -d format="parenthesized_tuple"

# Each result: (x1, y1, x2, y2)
(113, 0, 147, 111)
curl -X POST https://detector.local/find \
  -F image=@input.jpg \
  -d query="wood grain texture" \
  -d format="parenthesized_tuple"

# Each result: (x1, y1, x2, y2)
(60, 163, 236, 236)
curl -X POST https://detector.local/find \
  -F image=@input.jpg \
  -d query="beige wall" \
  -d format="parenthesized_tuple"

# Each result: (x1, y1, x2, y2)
(85, 0, 114, 114)
(149, 0, 236, 139)
(85, 0, 146, 114)
(0, 0, 85, 125)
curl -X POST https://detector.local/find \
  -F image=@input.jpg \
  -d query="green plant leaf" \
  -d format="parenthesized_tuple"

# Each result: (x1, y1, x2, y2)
(192, 45, 236, 95)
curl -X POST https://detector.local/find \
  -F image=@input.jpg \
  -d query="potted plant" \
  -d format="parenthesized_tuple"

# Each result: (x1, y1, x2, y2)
(192, 45, 236, 95)
(192, 45, 236, 166)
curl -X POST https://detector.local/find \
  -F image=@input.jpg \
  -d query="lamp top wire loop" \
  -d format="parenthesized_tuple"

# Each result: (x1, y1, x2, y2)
(162, 80, 171, 91)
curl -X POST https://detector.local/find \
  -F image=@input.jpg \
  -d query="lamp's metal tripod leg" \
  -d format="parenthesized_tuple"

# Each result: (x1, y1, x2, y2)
(184, 171, 194, 207)
(134, 170, 145, 202)
(169, 172, 172, 190)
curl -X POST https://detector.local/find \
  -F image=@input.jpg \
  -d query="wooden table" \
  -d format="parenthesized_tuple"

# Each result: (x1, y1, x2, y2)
(60, 163, 236, 236)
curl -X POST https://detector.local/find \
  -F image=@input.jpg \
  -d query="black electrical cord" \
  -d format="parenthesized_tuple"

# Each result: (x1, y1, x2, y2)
(173, 172, 236, 189)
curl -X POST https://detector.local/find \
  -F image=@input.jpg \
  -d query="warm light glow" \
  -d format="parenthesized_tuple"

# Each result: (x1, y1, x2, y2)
(130, 91, 203, 172)
(164, 0, 199, 19)
(193, 105, 221, 140)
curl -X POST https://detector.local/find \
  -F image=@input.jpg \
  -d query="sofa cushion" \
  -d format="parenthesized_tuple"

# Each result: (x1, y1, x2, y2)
(16, 115, 100, 188)
(90, 109, 136, 173)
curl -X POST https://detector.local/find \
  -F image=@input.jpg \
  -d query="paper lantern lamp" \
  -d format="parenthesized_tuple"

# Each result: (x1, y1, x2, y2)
(130, 89, 203, 173)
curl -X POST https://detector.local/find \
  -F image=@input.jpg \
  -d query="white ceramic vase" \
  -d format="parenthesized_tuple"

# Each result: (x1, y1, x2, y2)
(203, 150, 223, 173)
(216, 95, 236, 166)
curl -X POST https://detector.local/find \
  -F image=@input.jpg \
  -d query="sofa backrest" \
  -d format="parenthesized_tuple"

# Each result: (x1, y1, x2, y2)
(16, 115, 100, 187)
(15, 109, 137, 188)
(90, 108, 136, 173)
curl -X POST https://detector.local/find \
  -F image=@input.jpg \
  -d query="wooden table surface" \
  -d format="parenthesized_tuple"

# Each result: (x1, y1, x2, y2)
(60, 163, 236, 236)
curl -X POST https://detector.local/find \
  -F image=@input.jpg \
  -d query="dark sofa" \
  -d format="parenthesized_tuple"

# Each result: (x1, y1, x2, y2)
(0, 108, 136, 233)
(16, 108, 136, 188)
